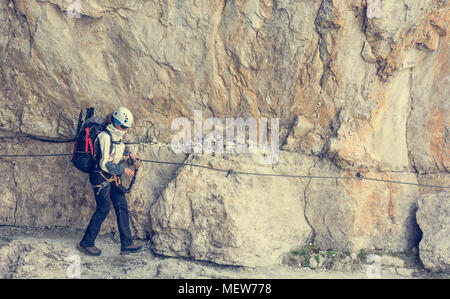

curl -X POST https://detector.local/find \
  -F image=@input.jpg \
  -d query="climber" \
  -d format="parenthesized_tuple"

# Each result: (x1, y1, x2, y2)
(77, 107, 143, 256)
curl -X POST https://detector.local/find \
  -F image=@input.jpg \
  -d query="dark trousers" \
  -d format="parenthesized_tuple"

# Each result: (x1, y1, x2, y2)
(80, 172, 133, 249)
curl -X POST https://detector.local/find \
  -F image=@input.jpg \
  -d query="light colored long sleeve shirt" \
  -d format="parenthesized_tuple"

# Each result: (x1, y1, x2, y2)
(97, 124, 129, 175)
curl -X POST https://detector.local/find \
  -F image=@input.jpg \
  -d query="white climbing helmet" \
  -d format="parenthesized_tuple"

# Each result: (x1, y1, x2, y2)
(113, 107, 133, 128)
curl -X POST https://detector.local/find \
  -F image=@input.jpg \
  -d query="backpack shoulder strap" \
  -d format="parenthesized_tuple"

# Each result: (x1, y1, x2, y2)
(103, 130, 115, 155)
(103, 130, 122, 154)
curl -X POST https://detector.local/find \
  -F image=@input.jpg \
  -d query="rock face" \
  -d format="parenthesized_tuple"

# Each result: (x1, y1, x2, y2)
(0, 0, 448, 267)
(417, 193, 450, 272)
(305, 160, 422, 252)
(150, 152, 314, 266)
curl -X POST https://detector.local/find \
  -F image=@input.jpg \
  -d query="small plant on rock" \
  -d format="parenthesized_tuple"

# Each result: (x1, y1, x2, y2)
(357, 249, 369, 263)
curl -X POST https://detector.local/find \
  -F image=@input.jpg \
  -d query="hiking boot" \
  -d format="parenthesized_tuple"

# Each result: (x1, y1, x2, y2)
(77, 243, 102, 256)
(120, 243, 142, 255)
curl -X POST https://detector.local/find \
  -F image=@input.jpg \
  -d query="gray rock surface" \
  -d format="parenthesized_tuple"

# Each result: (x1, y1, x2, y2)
(150, 151, 314, 267)
(417, 192, 450, 272)
(305, 159, 422, 252)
